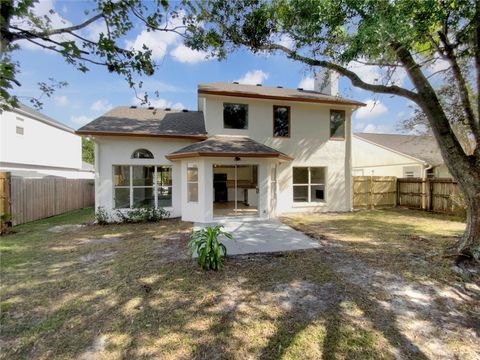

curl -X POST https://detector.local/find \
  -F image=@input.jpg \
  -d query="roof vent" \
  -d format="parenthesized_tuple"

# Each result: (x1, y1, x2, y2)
(232, 81, 239, 84)
(277, 86, 283, 88)
(148, 106, 154, 110)
(297, 87, 304, 91)
(165, 107, 171, 111)
(130, 105, 137, 109)
(182, 109, 189, 112)
(256, 83, 262, 86)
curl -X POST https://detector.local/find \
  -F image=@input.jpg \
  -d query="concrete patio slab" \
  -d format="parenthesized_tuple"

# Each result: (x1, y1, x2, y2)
(194, 218, 320, 255)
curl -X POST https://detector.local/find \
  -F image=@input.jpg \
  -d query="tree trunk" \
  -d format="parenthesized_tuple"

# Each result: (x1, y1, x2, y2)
(456, 188, 480, 261)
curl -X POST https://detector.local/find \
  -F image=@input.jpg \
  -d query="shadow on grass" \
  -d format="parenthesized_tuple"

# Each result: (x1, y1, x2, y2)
(1, 210, 476, 359)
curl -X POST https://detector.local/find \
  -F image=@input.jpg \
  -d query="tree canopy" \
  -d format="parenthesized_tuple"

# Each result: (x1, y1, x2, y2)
(0, 0, 181, 109)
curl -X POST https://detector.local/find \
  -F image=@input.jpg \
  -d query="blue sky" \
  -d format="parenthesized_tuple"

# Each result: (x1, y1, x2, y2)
(11, 0, 418, 133)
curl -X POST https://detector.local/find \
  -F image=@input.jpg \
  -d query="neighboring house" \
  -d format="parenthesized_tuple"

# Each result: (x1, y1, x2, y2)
(77, 77, 365, 223)
(0, 102, 94, 179)
(352, 133, 451, 178)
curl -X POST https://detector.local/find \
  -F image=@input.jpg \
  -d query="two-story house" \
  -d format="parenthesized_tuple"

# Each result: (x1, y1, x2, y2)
(0, 102, 94, 179)
(77, 78, 365, 223)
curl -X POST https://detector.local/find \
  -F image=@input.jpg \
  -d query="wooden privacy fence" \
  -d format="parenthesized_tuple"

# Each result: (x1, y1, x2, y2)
(0, 172, 95, 227)
(353, 176, 465, 216)
(353, 176, 397, 208)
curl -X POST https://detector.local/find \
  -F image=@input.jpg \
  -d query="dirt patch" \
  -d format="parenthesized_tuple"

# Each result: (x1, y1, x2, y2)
(79, 250, 116, 263)
(79, 334, 108, 360)
(48, 224, 86, 233)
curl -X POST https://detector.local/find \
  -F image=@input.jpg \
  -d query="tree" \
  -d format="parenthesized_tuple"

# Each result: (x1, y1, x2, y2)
(398, 82, 477, 155)
(181, 0, 480, 261)
(82, 136, 94, 165)
(0, 0, 182, 109)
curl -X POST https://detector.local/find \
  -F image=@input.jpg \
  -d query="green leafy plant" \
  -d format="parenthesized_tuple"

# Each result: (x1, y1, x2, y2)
(95, 206, 110, 225)
(116, 206, 170, 223)
(189, 225, 233, 270)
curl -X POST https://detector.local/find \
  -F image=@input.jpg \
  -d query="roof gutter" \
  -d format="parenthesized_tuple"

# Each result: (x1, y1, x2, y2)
(165, 151, 293, 161)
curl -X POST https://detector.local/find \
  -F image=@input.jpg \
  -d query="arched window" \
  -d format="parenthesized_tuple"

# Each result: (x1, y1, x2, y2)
(131, 149, 154, 159)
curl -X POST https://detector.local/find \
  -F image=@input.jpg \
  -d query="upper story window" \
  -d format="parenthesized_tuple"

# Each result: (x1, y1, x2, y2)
(132, 148, 154, 159)
(330, 110, 345, 140)
(273, 105, 290, 137)
(223, 103, 248, 129)
(16, 126, 24, 135)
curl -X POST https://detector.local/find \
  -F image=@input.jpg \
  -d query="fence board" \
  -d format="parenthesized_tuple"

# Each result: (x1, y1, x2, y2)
(4, 176, 94, 226)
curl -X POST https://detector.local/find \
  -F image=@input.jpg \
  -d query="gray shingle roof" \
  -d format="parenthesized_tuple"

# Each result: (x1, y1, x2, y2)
(76, 106, 207, 138)
(12, 102, 75, 133)
(198, 82, 366, 107)
(166, 135, 292, 160)
(355, 133, 444, 166)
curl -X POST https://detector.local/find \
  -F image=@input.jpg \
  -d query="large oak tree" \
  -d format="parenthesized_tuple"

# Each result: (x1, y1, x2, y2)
(181, 0, 480, 261)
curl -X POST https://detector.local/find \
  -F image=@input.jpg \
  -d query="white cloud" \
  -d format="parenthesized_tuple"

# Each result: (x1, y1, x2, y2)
(71, 115, 92, 126)
(427, 58, 450, 74)
(355, 99, 388, 120)
(90, 99, 113, 112)
(170, 44, 209, 64)
(131, 96, 184, 110)
(235, 70, 269, 85)
(297, 76, 314, 90)
(84, 19, 108, 41)
(54, 95, 69, 107)
(347, 60, 406, 86)
(362, 123, 392, 133)
(278, 34, 295, 49)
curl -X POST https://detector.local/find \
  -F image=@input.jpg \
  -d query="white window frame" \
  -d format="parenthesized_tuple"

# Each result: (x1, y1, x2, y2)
(113, 165, 173, 209)
(187, 163, 199, 203)
(292, 166, 327, 204)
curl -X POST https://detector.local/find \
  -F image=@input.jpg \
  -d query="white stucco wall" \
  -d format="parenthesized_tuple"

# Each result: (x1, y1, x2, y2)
(0, 108, 82, 170)
(352, 136, 426, 177)
(94, 136, 196, 218)
(200, 94, 354, 214)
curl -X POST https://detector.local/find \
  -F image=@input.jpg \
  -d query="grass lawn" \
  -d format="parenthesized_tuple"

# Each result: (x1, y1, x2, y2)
(0, 207, 478, 359)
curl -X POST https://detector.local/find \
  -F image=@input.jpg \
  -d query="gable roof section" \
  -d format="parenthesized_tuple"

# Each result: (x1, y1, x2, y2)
(198, 82, 366, 107)
(354, 133, 444, 166)
(10, 102, 75, 133)
(76, 106, 207, 139)
(166, 135, 293, 160)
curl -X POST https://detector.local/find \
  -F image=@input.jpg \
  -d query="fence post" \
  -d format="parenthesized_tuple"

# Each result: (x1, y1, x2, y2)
(0, 172, 12, 232)
(370, 175, 374, 209)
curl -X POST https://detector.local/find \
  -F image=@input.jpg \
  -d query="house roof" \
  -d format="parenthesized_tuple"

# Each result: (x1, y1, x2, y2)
(10, 102, 75, 133)
(166, 135, 293, 161)
(354, 133, 444, 166)
(198, 82, 366, 107)
(76, 106, 207, 139)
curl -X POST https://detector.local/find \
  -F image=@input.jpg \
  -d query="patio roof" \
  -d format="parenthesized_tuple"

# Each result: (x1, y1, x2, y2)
(165, 135, 293, 161)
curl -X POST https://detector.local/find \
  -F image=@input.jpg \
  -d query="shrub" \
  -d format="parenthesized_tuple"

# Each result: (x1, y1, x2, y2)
(116, 206, 170, 223)
(188, 225, 233, 270)
(95, 206, 110, 225)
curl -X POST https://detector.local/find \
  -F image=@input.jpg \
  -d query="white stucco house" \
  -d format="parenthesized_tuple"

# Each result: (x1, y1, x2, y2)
(77, 78, 365, 223)
(0, 102, 94, 179)
(352, 133, 451, 178)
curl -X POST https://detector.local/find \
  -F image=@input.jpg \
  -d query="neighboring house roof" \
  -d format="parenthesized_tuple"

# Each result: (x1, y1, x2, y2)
(198, 82, 366, 107)
(354, 133, 444, 166)
(166, 135, 293, 161)
(9, 102, 75, 133)
(76, 106, 208, 139)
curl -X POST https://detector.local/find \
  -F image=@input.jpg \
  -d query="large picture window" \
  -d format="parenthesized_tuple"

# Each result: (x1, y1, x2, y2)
(292, 167, 326, 203)
(273, 105, 290, 137)
(330, 110, 345, 139)
(224, 103, 248, 129)
(113, 165, 172, 209)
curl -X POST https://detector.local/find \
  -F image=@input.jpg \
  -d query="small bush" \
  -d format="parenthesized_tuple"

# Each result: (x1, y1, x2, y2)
(116, 206, 170, 223)
(95, 206, 110, 225)
(189, 225, 233, 270)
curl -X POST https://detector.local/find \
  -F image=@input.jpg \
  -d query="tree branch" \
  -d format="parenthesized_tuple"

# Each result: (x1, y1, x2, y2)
(438, 31, 480, 147)
(260, 43, 419, 101)
(10, 13, 105, 41)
